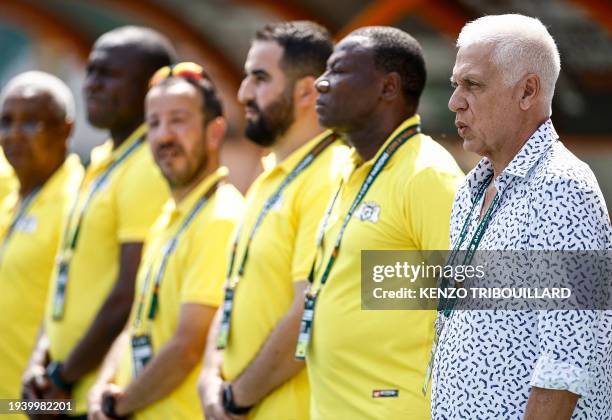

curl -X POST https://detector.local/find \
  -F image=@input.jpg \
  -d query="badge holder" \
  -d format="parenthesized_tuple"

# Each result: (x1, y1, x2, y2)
(52, 261, 70, 320)
(217, 287, 235, 349)
(132, 334, 153, 378)
(295, 294, 316, 360)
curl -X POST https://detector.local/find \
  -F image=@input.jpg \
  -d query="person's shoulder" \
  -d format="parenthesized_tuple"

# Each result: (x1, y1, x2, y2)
(211, 183, 245, 223)
(532, 141, 602, 198)
(395, 134, 465, 197)
(118, 143, 165, 186)
(307, 139, 351, 182)
(410, 134, 463, 176)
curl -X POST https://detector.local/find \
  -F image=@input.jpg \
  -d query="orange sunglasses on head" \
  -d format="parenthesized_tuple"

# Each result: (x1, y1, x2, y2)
(149, 62, 211, 88)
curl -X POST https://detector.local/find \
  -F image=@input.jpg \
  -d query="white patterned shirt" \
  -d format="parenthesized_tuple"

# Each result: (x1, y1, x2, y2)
(431, 120, 612, 419)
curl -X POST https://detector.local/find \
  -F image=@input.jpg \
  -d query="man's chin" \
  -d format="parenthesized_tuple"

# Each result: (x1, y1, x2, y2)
(461, 138, 478, 153)
(86, 114, 113, 129)
(316, 113, 337, 130)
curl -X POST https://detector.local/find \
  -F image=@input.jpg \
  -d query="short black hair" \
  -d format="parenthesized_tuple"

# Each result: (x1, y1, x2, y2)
(255, 21, 333, 81)
(156, 76, 223, 123)
(350, 26, 427, 109)
(95, 26, 177, 76)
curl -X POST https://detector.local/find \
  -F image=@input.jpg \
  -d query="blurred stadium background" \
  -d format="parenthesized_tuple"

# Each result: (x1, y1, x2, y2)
(1, 0, 611, 207)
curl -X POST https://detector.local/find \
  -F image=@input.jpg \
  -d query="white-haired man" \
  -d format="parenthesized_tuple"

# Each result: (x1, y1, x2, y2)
(431, 14, 611, 420)
(0, 71, 83, 404)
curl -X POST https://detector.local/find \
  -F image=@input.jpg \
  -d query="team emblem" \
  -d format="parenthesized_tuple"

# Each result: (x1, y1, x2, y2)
(357, 201, 381, 223)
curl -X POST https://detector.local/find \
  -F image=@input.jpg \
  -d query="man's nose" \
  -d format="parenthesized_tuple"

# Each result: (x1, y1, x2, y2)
(315, 75, 330, 94)
(448, 88, 467, 113)
(237, 78, 254, 105)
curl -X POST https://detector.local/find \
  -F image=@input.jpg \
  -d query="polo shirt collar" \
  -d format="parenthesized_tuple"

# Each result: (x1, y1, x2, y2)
(90, 123, 147, 169)
(261, 129, 334, 174)
(37, 154, 82, 204)
(348, 114, 421, 169)
(164, 166, 228, 218)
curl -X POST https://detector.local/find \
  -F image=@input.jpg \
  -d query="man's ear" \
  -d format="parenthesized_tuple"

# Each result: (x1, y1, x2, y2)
(61, 119, 74, 141)
(205, 116, 227, 152)
(381, 72, 402, 102)
(292, 76, 318, 110)
(519, 73, 540, 111)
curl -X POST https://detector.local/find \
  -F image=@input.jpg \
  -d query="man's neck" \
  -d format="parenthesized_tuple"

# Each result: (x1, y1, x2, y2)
(171, 163, 219, 204)
(110, 119, 144, 150)
(488, 116, 548, 178)
(345, 111, 410, 162)
(272, 116, 324, 163)
(18, 159, 64, 199)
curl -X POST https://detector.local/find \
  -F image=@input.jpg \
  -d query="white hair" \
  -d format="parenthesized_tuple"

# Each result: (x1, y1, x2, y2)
(457, 14, 561, 108)
(0, 71, 75, 121)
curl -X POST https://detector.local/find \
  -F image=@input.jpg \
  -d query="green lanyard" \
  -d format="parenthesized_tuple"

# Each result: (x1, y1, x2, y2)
(294, 124, 421, 360)
(0, 187, 41, 265)
(133, 178, 222, 332)
(216, 132, 336, 349)
(309, 124, 420, 293)
(438, 173, 499, 316)
(51, 134, 145, 320)
(422, 172, 501, 396)
(226, 132, 337, 287)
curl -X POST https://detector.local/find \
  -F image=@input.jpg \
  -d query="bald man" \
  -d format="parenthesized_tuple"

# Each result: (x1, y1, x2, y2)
(0, 71, 83, 409)
(24, 26, 176, 418)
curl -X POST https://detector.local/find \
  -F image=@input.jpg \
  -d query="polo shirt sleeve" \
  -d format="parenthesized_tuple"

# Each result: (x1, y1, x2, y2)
(529, 176, 611, 397)
(406, 167, 463, 250)
(116, 150, 170, 242)
(291, 170, 339, 282)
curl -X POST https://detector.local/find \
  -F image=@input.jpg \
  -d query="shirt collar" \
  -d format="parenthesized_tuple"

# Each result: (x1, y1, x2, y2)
(37, 154, 82, 203)
(466, 119, 558, 199)
(348, 114, 421, 169)
(261, 130, 334, 174)
(90, 123, 147, 169)
(164, 166, 228, 218)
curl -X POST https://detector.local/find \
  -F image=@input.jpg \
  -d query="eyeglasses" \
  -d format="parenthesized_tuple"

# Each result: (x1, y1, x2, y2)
(149, 62, 211, 88)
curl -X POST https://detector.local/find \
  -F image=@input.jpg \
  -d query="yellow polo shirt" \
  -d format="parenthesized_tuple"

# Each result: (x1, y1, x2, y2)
(0, 147, 18, 205)
(114, 167, 244, 420)
(45, 125, 169, 414)
(0, 155, 82, 404)
(307, 116, 464, 420)
(222, 131, 348, 420)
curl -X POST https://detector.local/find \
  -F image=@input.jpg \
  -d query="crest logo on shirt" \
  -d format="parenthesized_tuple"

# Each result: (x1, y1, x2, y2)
(357, 201, 381, 223)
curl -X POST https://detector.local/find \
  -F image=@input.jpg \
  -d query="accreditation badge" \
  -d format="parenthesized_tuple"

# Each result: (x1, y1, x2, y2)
(51, 262, 70, 320)
(131, 334, 153, 377)
(294, 295, 316, 361)
(216, 287, 235, 349)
